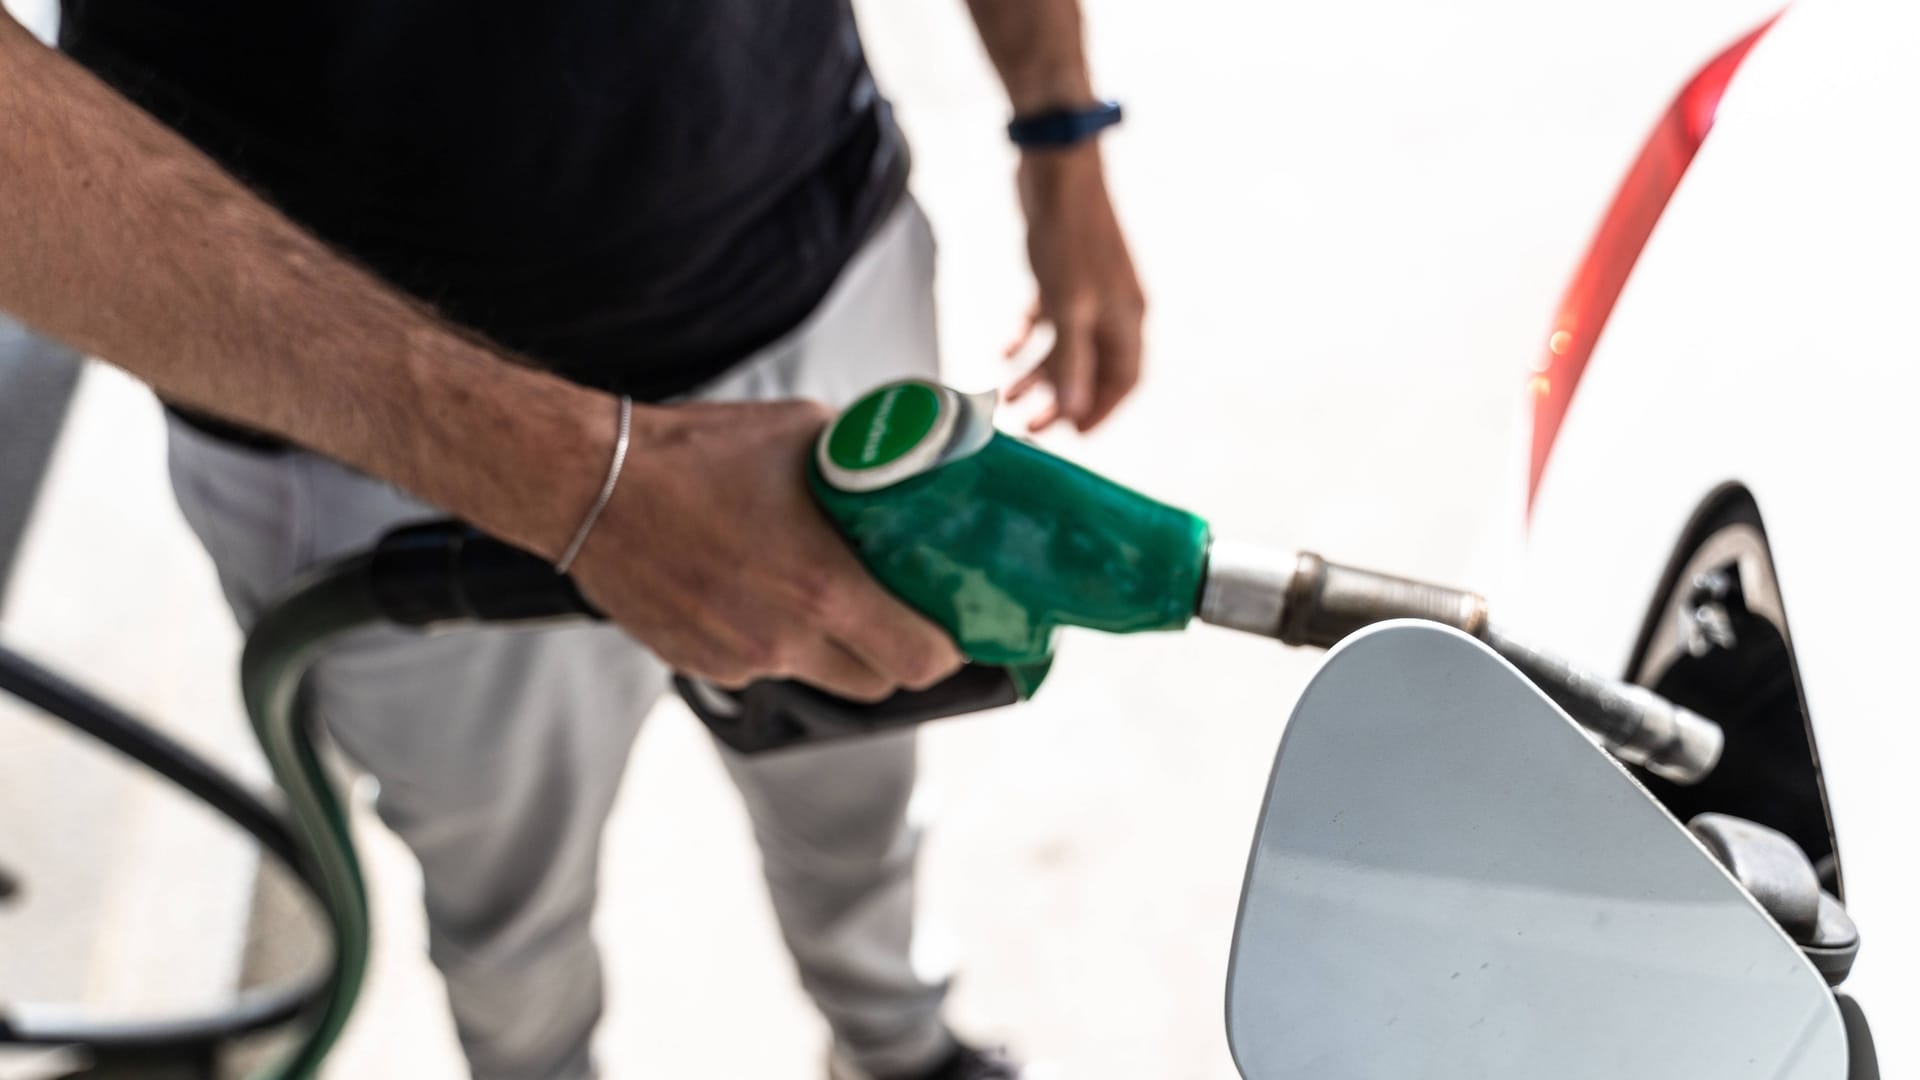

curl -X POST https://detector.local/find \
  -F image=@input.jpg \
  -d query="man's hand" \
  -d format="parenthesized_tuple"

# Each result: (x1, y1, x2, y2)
(963, 0, 1145, 433)
(1004, 144, 1146, 433)
(566, 400, 965, 702)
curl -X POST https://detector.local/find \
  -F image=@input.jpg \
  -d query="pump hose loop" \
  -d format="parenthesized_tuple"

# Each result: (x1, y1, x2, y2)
(239, 553, 384, 1080)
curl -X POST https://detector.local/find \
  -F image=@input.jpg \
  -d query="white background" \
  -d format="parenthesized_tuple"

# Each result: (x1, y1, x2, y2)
(0, 0, 1782, 1076)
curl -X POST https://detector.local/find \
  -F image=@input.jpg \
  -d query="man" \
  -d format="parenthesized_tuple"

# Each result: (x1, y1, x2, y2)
(0, 1, 1144, 1078)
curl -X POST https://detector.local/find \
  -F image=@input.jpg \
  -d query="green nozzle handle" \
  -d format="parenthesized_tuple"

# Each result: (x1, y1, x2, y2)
(811, 380, 1212, 697)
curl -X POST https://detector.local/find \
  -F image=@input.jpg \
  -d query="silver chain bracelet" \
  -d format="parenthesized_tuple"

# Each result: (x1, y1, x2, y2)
(554, 394, 632, 574)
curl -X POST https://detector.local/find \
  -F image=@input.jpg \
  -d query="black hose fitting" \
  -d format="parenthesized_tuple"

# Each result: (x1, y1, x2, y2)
(368, 521, 598, 627)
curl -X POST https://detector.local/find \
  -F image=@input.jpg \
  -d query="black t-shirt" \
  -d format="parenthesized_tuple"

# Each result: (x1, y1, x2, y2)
(60, 0, 909, 402)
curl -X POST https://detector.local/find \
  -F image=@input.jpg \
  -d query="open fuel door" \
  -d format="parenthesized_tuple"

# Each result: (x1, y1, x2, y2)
(1226, 622, 1846, 1079)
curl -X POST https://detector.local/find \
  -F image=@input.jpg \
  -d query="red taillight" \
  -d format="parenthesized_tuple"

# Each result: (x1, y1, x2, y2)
(1527, 14, 1779, 508)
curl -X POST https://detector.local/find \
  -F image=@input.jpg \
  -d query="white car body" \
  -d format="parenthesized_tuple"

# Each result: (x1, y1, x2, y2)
(1514, 0, 1919, 1072)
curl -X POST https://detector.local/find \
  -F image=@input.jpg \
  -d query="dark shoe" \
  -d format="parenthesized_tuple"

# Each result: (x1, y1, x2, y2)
(828, 1041, 1027, 1080)
(913, 1042, 1025, 1080)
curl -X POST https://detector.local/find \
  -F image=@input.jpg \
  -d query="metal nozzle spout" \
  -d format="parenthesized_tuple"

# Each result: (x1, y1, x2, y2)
(1199, 542, 1724, 784)
(1200, 543, 1489, 648)
(1611, 687, 1726, 786)
(1482, 626, 1723, 785)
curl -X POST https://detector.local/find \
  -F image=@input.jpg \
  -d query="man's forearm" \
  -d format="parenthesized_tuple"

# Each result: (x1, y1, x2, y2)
(0, 17, 610, 559)
(964, 0, 1096, 113)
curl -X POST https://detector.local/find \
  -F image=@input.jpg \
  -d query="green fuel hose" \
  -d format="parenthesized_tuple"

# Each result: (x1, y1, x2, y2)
(239, 554, 382, 1080)
(236, 522, 602, 1078)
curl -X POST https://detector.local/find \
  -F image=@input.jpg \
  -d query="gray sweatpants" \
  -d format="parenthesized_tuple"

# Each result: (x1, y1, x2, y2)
(167, 200, 952, 1080)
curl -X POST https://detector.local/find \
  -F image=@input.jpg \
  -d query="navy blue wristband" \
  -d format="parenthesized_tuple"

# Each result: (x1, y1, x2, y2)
(1007, 100, 1123, 149)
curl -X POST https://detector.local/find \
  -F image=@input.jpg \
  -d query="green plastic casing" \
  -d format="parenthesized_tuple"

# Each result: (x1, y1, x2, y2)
(810, 382, 1211, 698)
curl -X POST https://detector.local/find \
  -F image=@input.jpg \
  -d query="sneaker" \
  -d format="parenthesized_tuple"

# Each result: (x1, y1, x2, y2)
(828, 1040, 1027, 1080)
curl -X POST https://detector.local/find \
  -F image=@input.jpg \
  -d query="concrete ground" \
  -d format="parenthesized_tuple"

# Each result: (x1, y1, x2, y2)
(0, 0, 1777, 1076)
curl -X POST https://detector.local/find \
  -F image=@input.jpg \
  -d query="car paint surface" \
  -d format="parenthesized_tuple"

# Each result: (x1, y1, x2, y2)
(1517, 0, 1920, 1071)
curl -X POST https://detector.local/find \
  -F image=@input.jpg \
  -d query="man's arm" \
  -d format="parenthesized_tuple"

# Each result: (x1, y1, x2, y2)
(0, 17, 602, 557)
(965, 0, 1146, 433)
(0, 15, 958, 699)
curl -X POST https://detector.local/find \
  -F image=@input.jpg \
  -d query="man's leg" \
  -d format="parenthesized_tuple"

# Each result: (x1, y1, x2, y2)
(720, 735, 947, 1076)
(166, 419, 657, 1079)
(693, 196, 956, 1077)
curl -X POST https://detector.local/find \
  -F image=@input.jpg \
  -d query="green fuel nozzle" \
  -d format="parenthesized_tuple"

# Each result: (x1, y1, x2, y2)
(809, 380, 1492, 696)
(810, 381, 1211, 696)
(806, 380, 1496, 696)
(806, 380, 1719, 784)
